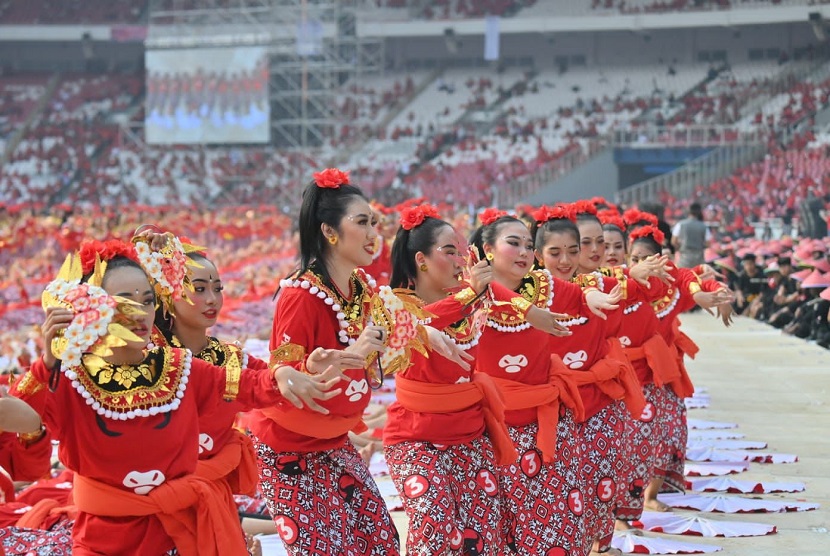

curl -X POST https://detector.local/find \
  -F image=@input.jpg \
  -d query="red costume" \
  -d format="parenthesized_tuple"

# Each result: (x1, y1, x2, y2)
(153, 331, 267, 497)
(651, 266, 723, 493)
(248, 265, 400, 556)
(477, 269, 590, 556)
(25, 347, 285, 556)
(614, 295, 679, 522)
(0, 431, 51, 485)
(551, 269, 654, 553)
(384, 285, 516, 555)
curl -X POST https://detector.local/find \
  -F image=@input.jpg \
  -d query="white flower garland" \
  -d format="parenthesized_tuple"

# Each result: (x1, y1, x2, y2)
(589, 271, 606, 294)
(486, 319, 532, 333)
(44, 279, 118, 370)
(441, 327, 482, 350)
(540, 268, 555, 309)
(65, 349, 192, 420)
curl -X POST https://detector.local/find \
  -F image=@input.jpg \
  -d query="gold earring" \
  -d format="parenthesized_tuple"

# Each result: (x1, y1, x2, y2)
(419, 263, 428, 272)
(485, 252, 494, 261)
(328, 236, 338, 245)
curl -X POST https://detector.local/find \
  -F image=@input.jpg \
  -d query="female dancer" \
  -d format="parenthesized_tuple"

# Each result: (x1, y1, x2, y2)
(247, 169, 401, 556)
(627, 226, 732, 508)
(534, 204, 667, 555)
(142, 236, 286, 547)
(383, 203, 515, 555)
(601, 217, 627, 269)
(471, 210, 620, 556)
(29, 239, 338, 555)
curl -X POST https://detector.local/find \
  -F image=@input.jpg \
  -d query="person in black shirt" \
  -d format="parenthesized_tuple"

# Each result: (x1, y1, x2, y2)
(735, 253, 767, 317)
(767, 257, 803, 328)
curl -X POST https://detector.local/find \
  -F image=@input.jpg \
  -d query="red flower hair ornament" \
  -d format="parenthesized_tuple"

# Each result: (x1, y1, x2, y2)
(623, 208, 658, 227)
(479, 208, 509, 226)
(571, 199, 598, 216)
(629, 225, 665, 246)
(598, 210, 626, 231)
(78, 239, 139, 276)
(313, 168, 350, 189)
(532, 205, 575, 224)
(400, 204, 441, 231)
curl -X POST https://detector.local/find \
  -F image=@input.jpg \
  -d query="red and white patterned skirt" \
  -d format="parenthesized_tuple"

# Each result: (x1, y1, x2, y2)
(253, 438, 400, 556)
(653, 386, 688, 493)
(384, 435, 503, 555)
(499, 412, 587, 556)
(615, 383, 666, 521)
(577, 400, 626, 554)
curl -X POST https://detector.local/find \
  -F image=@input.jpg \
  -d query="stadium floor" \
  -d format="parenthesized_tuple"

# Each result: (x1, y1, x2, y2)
(390, 312, 830, 555)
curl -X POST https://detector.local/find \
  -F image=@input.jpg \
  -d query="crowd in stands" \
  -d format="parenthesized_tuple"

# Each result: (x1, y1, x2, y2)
(374, 0, 821, 20)
(0, 76, 48, 155)
(2, 56, 816, 210)
(0, 203, 298, 376)
(0, 0, 823, 25)
(0, 74, 142, 206)
(660, 143, 830, 237)
(590, 0, 784, 15)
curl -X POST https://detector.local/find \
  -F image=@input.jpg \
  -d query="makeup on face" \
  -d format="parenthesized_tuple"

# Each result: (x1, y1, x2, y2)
(338, 199, 379, 266)
(540, 232, 580, 281)
(106, 266, 156, 346)
(603, 230, 626, 267)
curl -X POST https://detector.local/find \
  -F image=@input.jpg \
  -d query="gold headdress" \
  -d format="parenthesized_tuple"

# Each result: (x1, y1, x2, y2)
(42, 253, 145, 369)
(132, 233, 205, 316)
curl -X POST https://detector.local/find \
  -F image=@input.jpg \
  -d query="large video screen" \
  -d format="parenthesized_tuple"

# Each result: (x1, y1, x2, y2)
(145, 47, 269, 144)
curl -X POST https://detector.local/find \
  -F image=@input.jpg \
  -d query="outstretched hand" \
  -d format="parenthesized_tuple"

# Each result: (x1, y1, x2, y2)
(629, 255, 674, 288)
(306, 347, 366, 375)
(526, 306, 572, 337)
(423, 326, 474, 371)
(586, 284, 622, 320)
(273, 365, 346, 414)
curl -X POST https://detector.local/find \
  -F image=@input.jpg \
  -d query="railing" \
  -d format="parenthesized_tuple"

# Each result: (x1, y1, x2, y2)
(615, 141, 767, 207)
(613, 125, 766, 147)
(359, 0, 815, 21)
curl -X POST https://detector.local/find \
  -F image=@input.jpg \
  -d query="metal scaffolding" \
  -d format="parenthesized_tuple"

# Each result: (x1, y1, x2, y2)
(147, 0, 384, 150)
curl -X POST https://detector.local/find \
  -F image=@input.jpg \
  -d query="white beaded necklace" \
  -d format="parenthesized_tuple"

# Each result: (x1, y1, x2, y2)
(279, 271, 377, 346)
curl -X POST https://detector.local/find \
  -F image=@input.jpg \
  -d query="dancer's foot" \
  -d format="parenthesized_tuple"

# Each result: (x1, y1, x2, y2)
(614, 519, 643, 535)
(589, 546, 622, 556)
(644, 498, 671, 512)
(246, 535, 262, 556)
